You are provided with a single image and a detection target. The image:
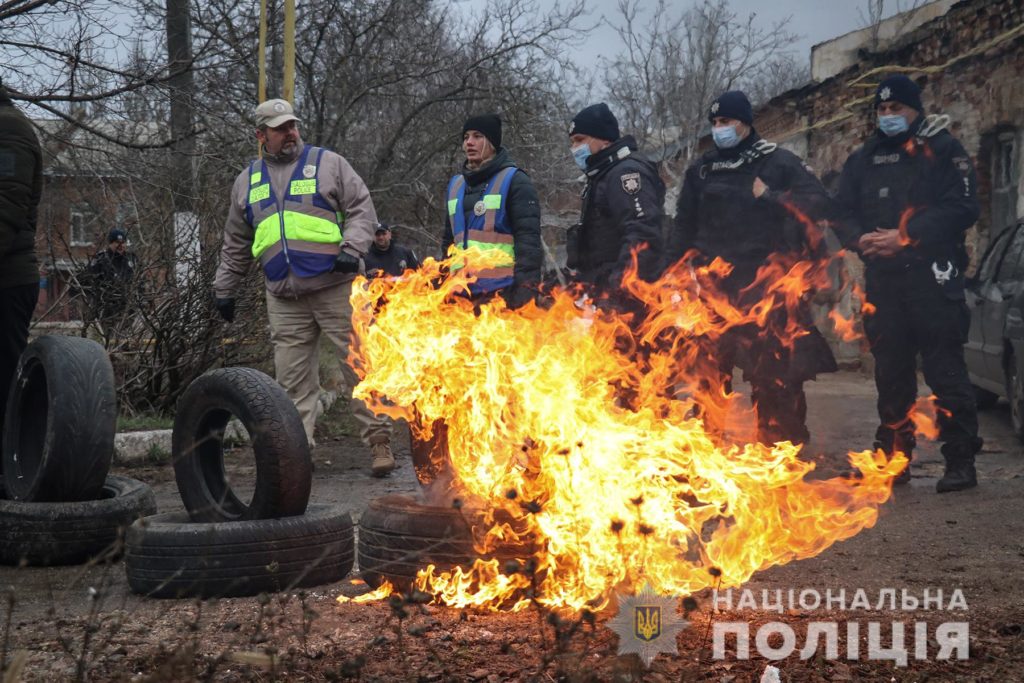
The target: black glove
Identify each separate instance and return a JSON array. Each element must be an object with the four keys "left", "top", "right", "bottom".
[
  {"left": 333, "top": 251, "right": 360, "bottom": 274},
  {"left": 504, "top": 285, "right": 536, "bottom": 310},
  {"left": 565, "top": 223, "right": 581, "bottom": 271},
  {"left": 215, "top": 297, "right": 236, "bottom": 323}
]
